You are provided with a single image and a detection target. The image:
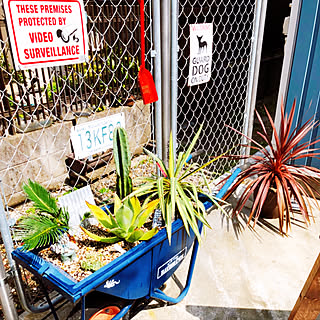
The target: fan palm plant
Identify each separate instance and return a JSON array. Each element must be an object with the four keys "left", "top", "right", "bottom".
[
  {"left": 14, "top": 180, "right": 70, "bottom": 251},
  {"left": 223, "top": 100, "right": 320, "bottom": 233}
]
